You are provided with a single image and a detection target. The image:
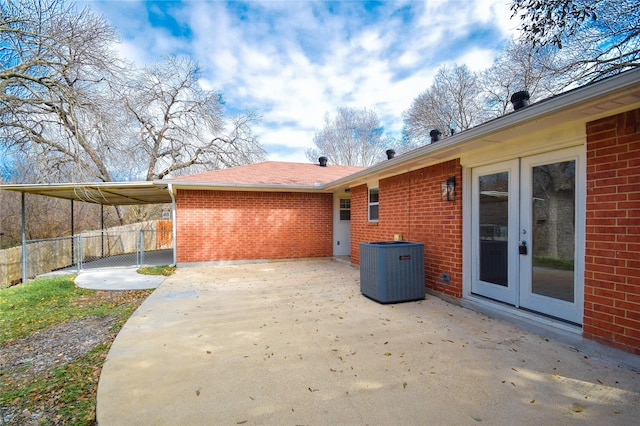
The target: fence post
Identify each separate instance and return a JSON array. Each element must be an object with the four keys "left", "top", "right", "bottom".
[
  {"left": 138, "top": 230, "right": 144, "bottom": 266},
  {"left": 76, "top": 234, "right": 82, "bottom": 273}
]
